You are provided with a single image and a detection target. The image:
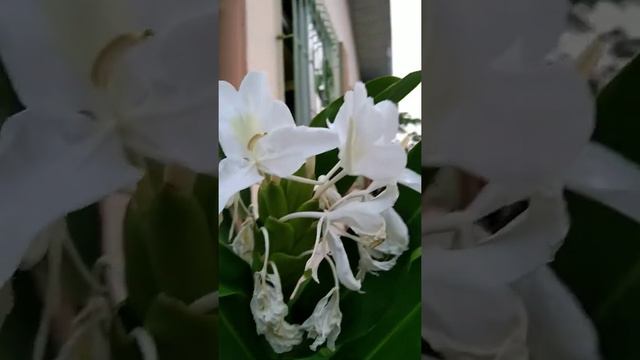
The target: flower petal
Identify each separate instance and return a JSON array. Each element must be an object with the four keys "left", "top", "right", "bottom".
[
  {"left": 126, "top": 86, "right": 217, "bottom": 174},
  {"left": 0, "top": 0, "right": 91, "bottom": 109},
  {"left": 513, "top": 267, "right": 600, "bottom": 360},
  {"left": 565, "top": 142, "right": 640, "bottom": 222},
  {"left": 424, "top": 63, "right": 594, "bottom": 185},
  {"left": 218, "top": 157, "right": 262, "bottom": 213},
  {"left": 349, "top": 143, "right": 407, "bottom": 182},
  {"left": 256, "top": 126, "right": 339, "bottom": 177},
  {"left": 326, "top": 231, "right": 361, "bottom": 291},
  {"left": 423, "top": 191, "right": 569, "bottom": 286},
  {"left": 0, "top": 109, "right": 142, "bottom": 286},
  {"left": 398, "top": 168, "right": 421, "bottom": 193},
  {"left": 376, "top": 208, "right": 409, "bottom": 256}
]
